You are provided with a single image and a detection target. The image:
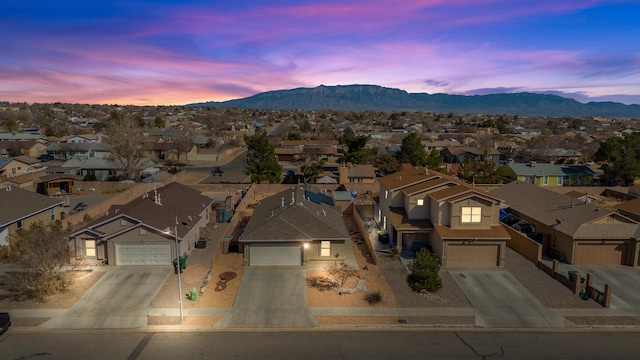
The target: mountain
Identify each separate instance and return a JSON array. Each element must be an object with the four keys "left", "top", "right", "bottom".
[{"left": 189, "top": 84, "right": 640, "bottom": 118}]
